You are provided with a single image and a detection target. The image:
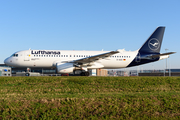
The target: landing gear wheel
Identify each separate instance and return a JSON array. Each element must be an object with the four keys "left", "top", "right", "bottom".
[
  {"left": 85, "top": 72, "right": 89, "bottom": 76},
  {"left": 80, "top": 72, "right": 90, "bottom": 76},
  {"left": 81, "top": 72, "right": 85, "bottom": 76},
  {"left": 25, "top": 73, "right": 30, "bottom": 76}
]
